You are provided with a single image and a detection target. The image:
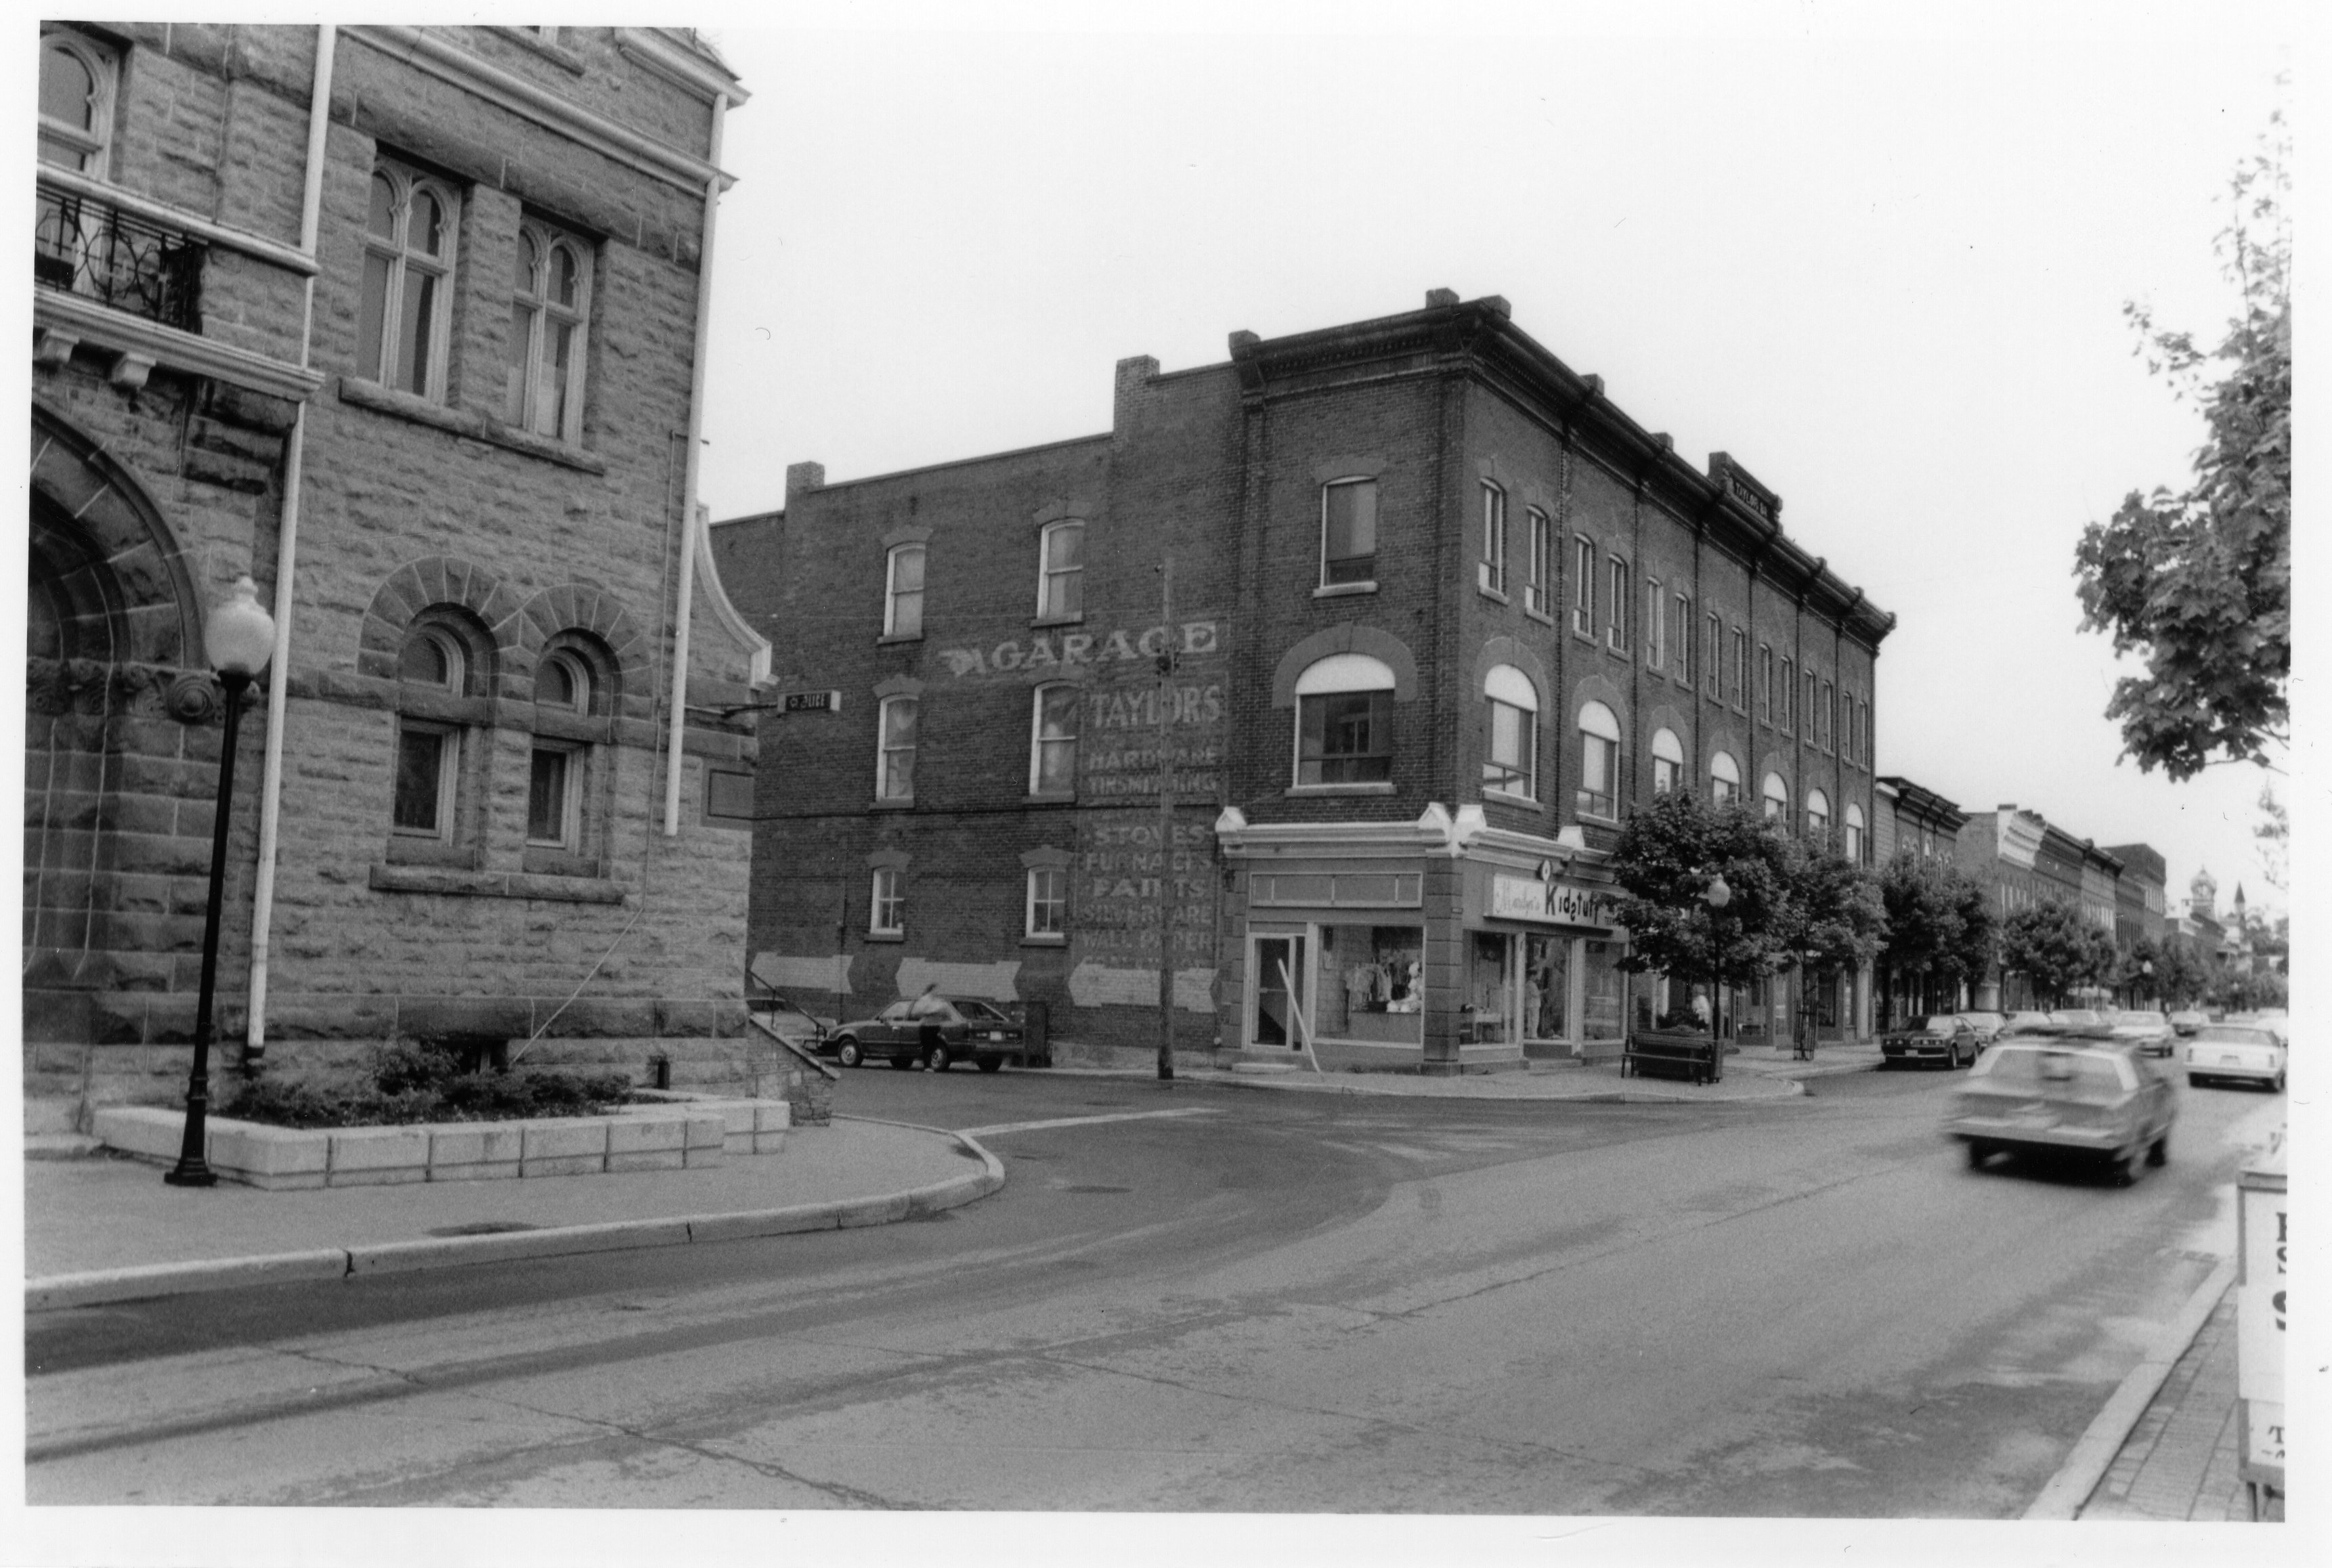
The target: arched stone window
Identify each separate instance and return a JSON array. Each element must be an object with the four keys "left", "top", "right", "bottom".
[
  {"left": 392, "top": 614, "right": 490, "bottom": 842},
  {"left": 359, "top": 160, "right": 461, "bottom": 400},
  {"left": 506, "top": 221, "right": 592, "bottom": 442},
  {"left": 1482, "top": 663, "right": 1538, "bottom": 800}
]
